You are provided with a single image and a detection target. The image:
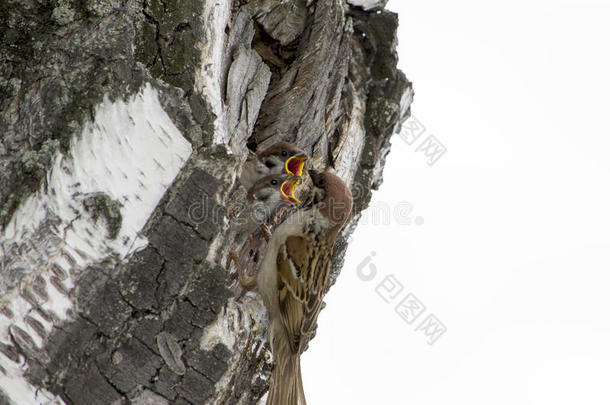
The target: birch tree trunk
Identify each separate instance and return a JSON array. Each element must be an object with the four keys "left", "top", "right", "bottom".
[{"left": 0, "top": 0, "right": 412, "bottom": 403}]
